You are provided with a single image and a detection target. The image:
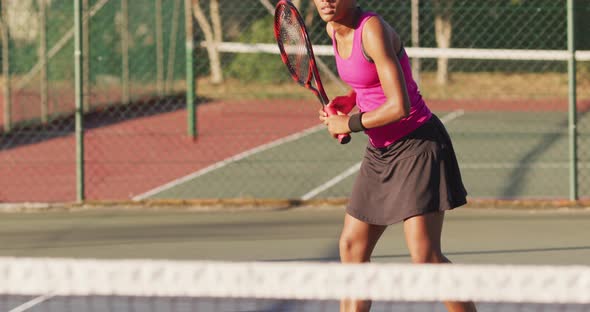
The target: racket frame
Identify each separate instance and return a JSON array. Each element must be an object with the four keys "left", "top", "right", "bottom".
[{"left": 274, "top": 0, "right": 351, "bottom": 144}]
